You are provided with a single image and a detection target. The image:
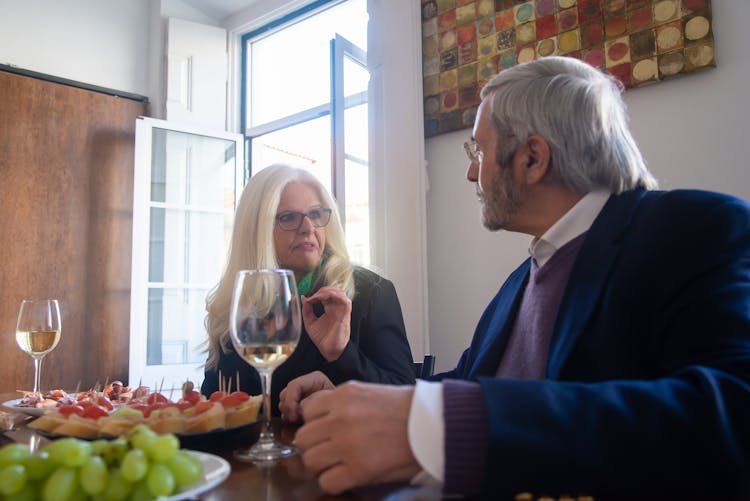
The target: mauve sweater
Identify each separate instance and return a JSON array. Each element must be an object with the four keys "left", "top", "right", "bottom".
[{"left": 443, "top": 233, "right": 587, "bottom": 494}]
